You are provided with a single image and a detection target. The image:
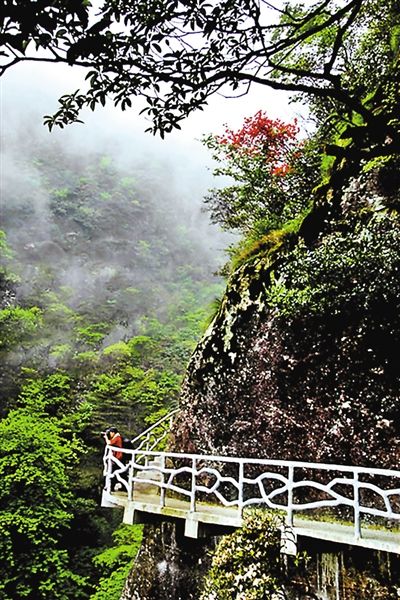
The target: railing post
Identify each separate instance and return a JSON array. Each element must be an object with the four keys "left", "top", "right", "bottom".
[
  {"left": 160, "top": 454, "right": 166, "bottom": 507},
  {"left": 238, "top": 460, "right": 244, "bottom": 520},
  {"left": 127, "top": 452, "right": 134, "bottom": 501},
  {"left": 104, "top": 447, "right": 112, "bottom": 492},
  {"left": 353, "top": 470, "right": 361, "bottom": 540},
  {"left": 190, "top": 457, "right": 197, "bottom": 513},
  {"left": 286, "top": 464, "right": 294, "bottom": 527},
  {"left": 145, "top": 434, "right": 150, "bottom": 466}
]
